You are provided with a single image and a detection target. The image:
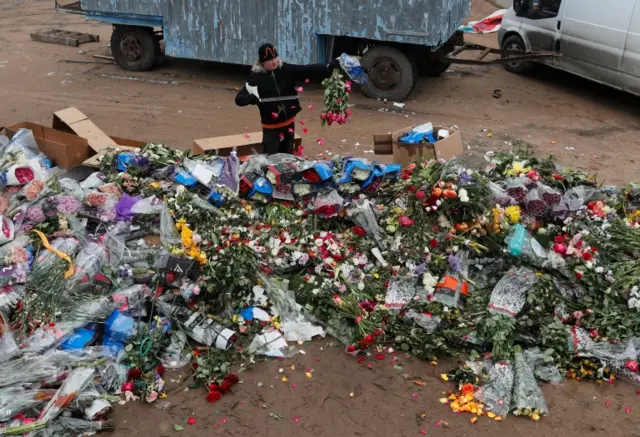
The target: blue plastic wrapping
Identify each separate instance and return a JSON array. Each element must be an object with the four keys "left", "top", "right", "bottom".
[
  {"left": 248, "top": 177, "right": 273, "bottom": 201},
  {"left": 104, "top": 310, "right": 137, "bottom": 343},
  {"left": 116, "top": 153, "right": 136, "bottom": 171},
  {"left": 59, "top": 327, "right": 99, "bottom": 350}
]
